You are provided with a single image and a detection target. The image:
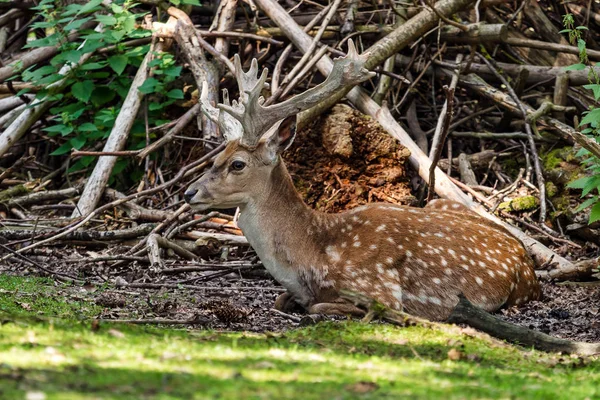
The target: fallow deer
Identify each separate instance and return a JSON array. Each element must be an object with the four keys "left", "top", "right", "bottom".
[{"left": 184, "top": 41, "right": 541, "bottom": 321}]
